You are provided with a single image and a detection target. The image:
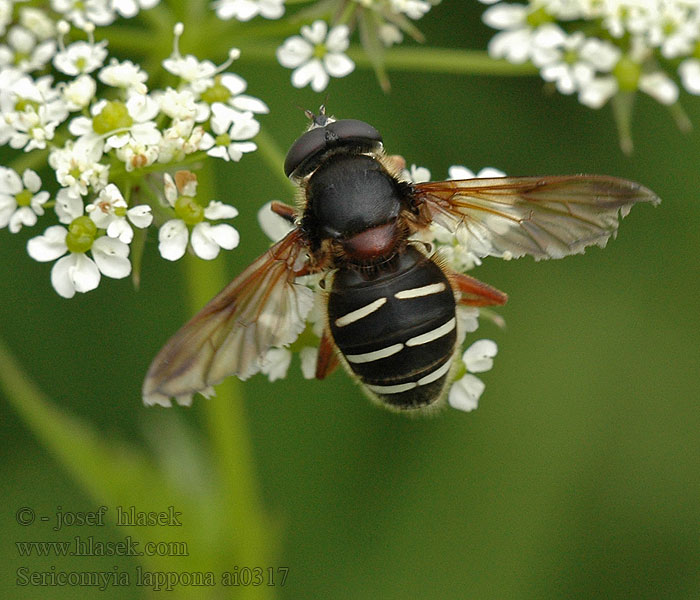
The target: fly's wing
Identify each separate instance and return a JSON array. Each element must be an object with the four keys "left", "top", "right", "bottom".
[
  {"left": 413, "top": 175, "right": 660, "bottom": 261},
  {"left": 143, "top": 229, "right": 314, "bottom": 407}
]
